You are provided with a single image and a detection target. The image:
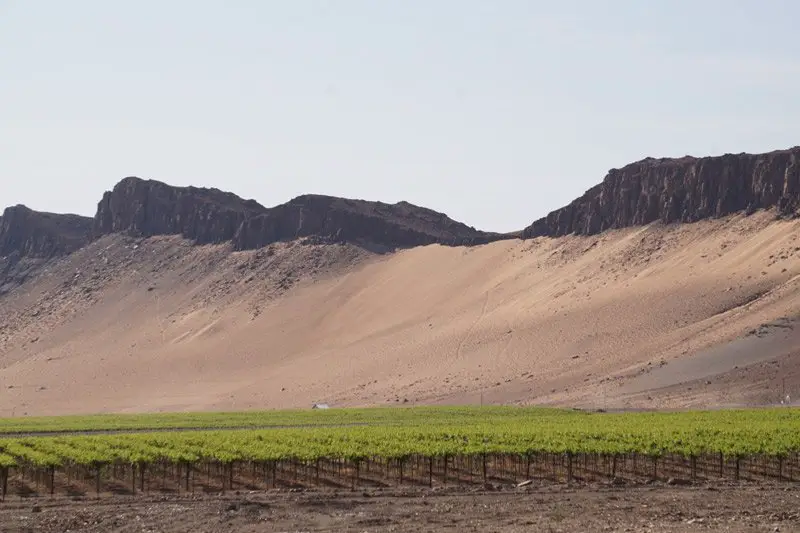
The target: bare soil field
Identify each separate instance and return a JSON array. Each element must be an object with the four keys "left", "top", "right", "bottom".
[{"left": 1, "top": 484, "right": 799, "bottom": 533}]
